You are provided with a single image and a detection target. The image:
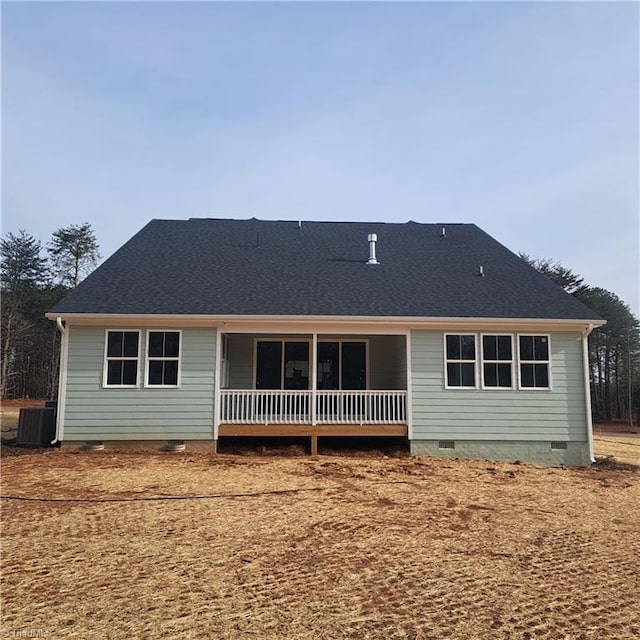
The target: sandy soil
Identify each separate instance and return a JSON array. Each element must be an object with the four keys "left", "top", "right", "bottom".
[{"left": 1, "top": 447, "right": 639, "bottom": 640}]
